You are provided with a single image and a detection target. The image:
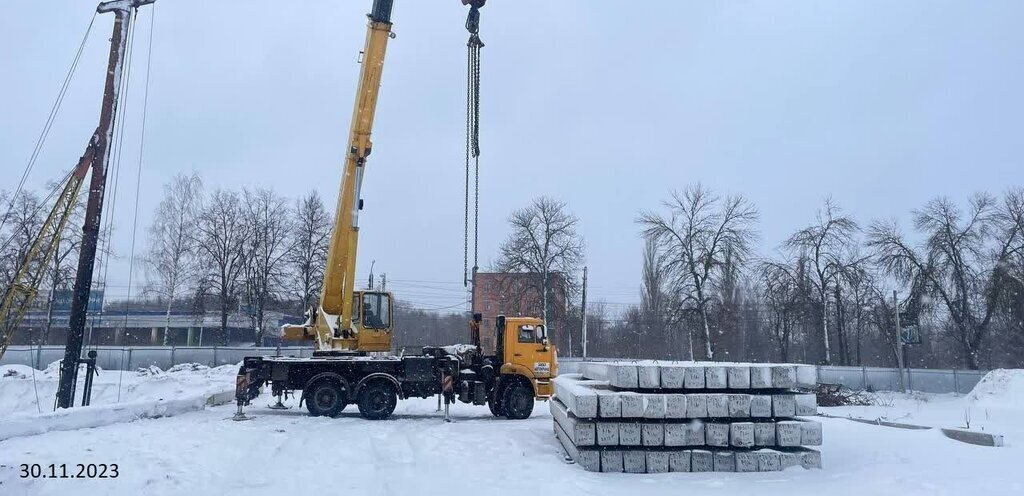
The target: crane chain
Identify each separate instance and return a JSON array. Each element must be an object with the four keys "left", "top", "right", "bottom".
[{"left": 464, "top": 20, "right": 484, "bottom": 288}]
